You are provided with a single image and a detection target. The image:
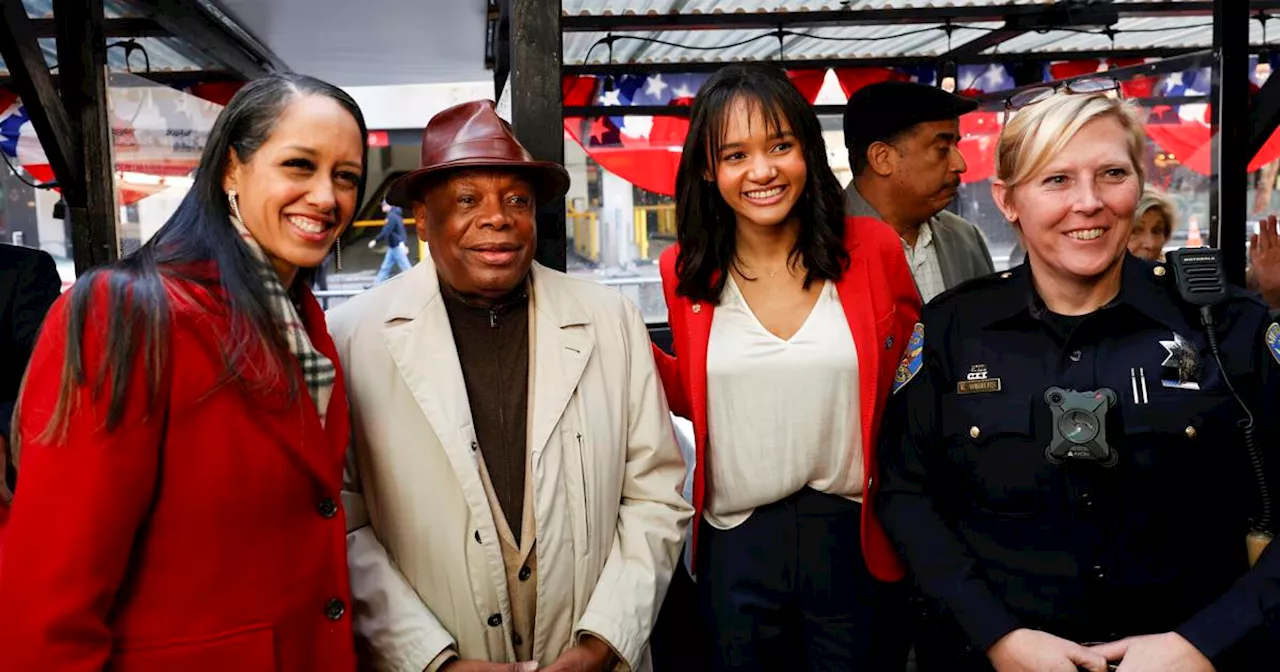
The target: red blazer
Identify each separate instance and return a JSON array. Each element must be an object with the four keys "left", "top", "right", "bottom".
[
  {"left": 655, "top": 216, "right": 921, "bottom": 582},
  {"left": 0, "top": 271, "right": 357, "bottom": 672}
]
